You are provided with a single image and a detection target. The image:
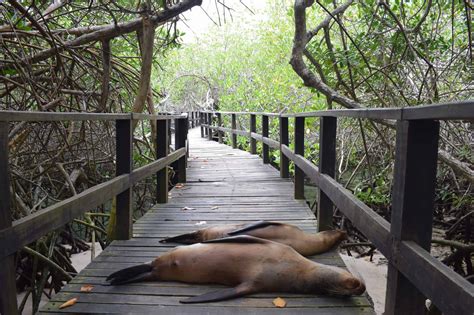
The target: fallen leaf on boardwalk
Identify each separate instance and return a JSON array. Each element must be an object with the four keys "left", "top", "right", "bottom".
[
  {"left": 211, "top": 206, "right": 219, "bottom": 210},
  {"left": 59, "top": 298, "right": 77, "bottom": 309},
  {"left": 273, "top": 297, "right": 287, "bottom": 308},
  {"left": 195, "top": 221, "right": 207, "bottom": 226},
  {"left": 175, "top": 183, "right": 185, "bottom": 189},
  {"left": 181, "top": 207, "right": 196, "bottom": 211},
  {"left": 80, "top": 285, "right": 94, "bottom": 292}
]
